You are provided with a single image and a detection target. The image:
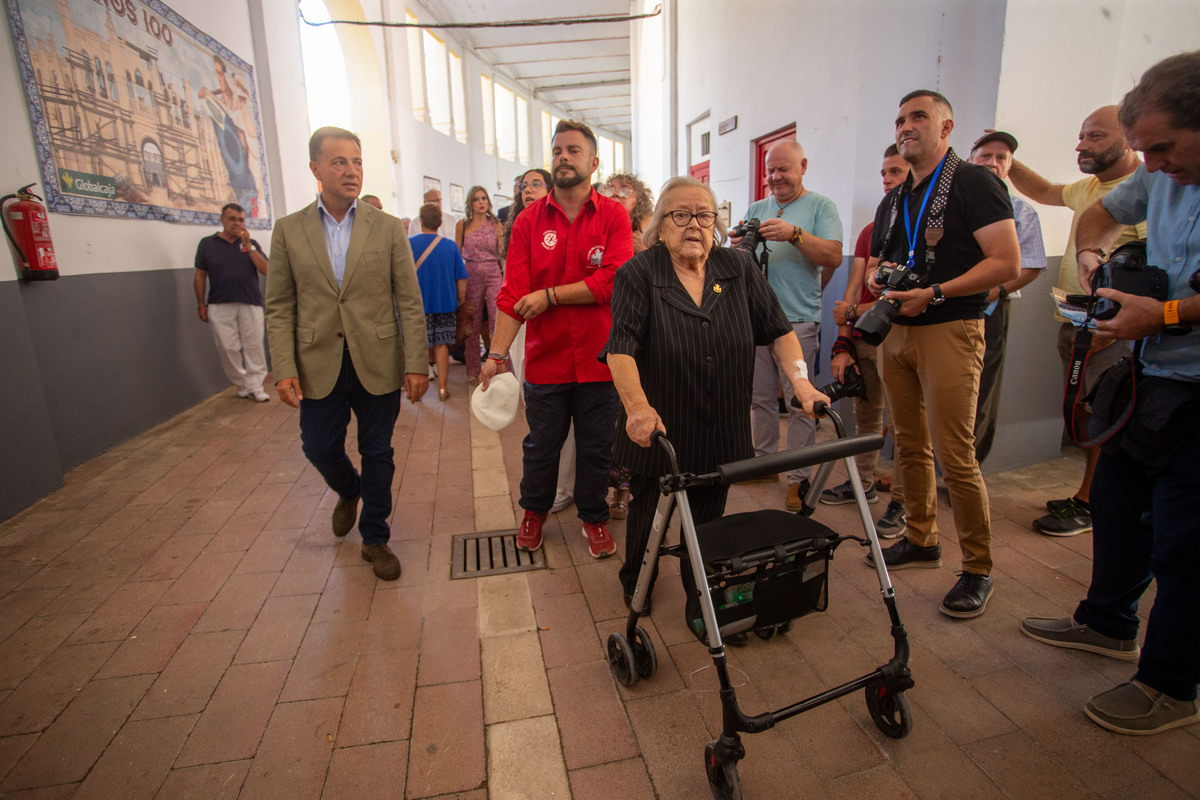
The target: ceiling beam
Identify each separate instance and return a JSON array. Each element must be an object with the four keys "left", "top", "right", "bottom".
[
  {"left": 534, "top": 78, "right": 630, "bottom": 97},
  {"left": 473, "top": 35, "right": 627, "bottom": 50}
]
